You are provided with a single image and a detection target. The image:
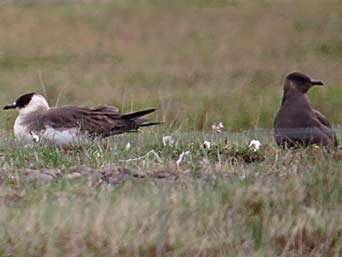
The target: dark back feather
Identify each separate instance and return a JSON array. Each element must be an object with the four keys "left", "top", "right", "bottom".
[{"left": 24, "top": 105, "right": 159, "bottom": 137}]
